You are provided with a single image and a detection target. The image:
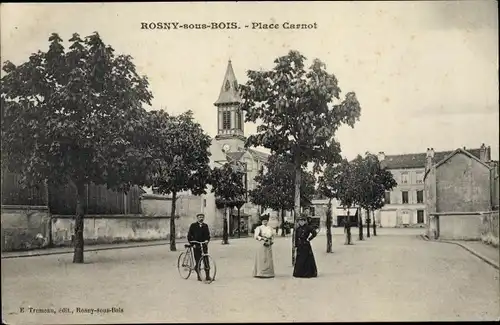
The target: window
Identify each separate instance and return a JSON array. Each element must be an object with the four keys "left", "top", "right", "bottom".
[
  {"left": 416, "top": 172, "right": 424, "bottom": 184},
  {"left": 417, "top": 190, "right": 424, "bottom": 203},
  {"left": 384, "top": 191, "right": 391, "bottom": 204},
  {"left": 310, "top": 207, "right": 316, "bottom": 216},
  {"left": 401, "top": 173, "right": 409, "bottom": 184},
  {"left": 235, "top": 110, "right": 242, "bottom": 130},
  {"left": 222, "top": 111, "right": 231, "bottom": 130},
  {"left": 203, "top": 199, "right": 207, "bottom": 207},
  {"left": 417, "top": 210, "right": 424, "bottom": 223},
  {"left": 402, "top": 191, "right": 409, "bottom": 204}
]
